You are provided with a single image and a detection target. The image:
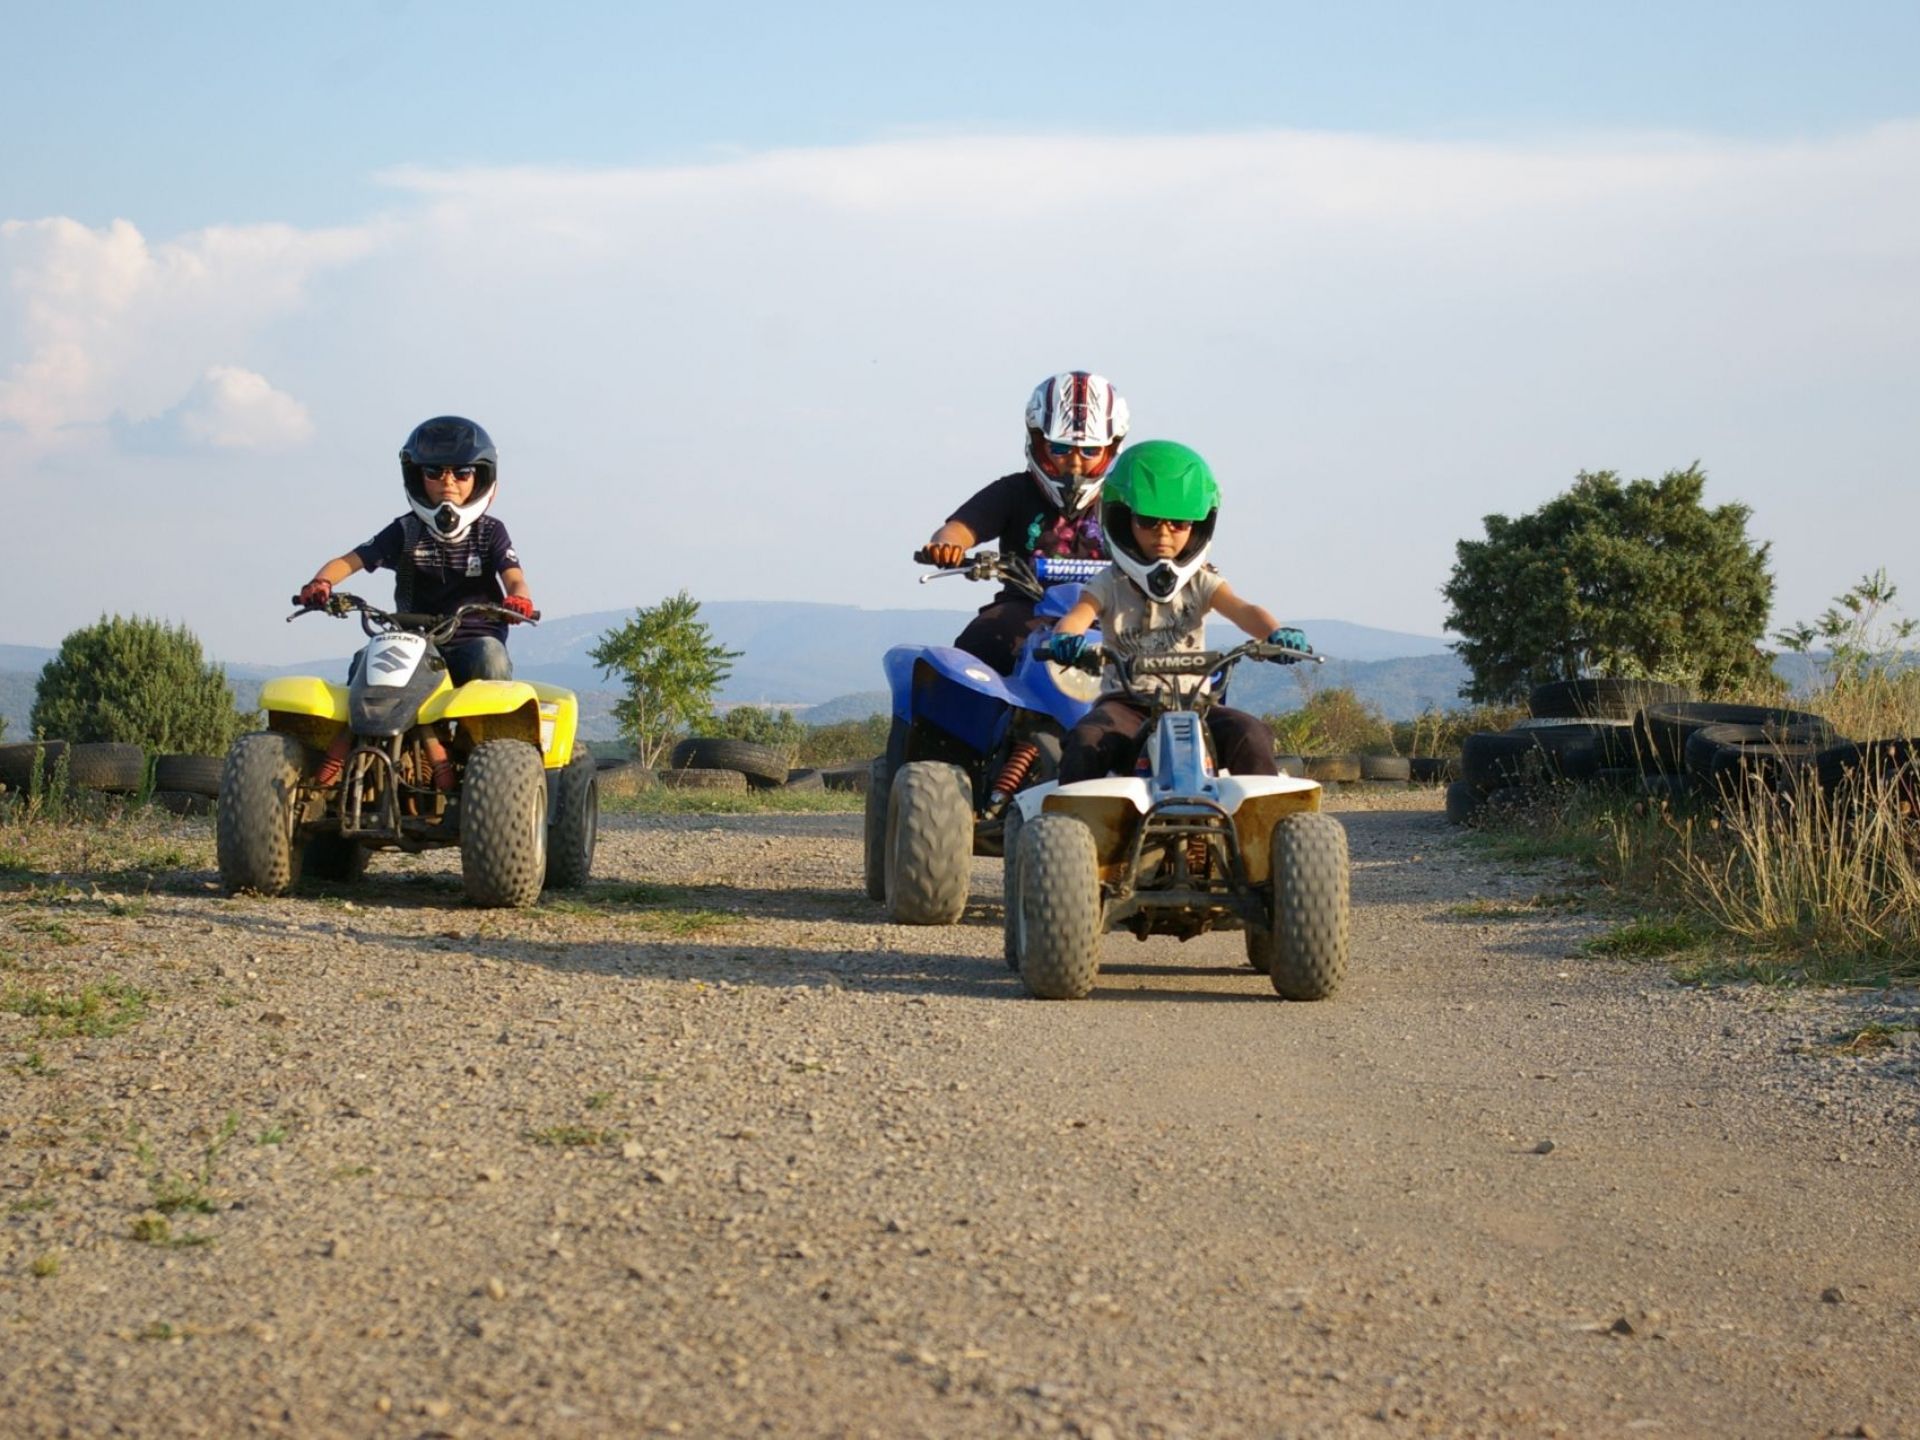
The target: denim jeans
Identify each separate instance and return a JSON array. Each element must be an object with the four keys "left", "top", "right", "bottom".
[{"left": 441, "top": 637, "right": 513, "bottom": 685}]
